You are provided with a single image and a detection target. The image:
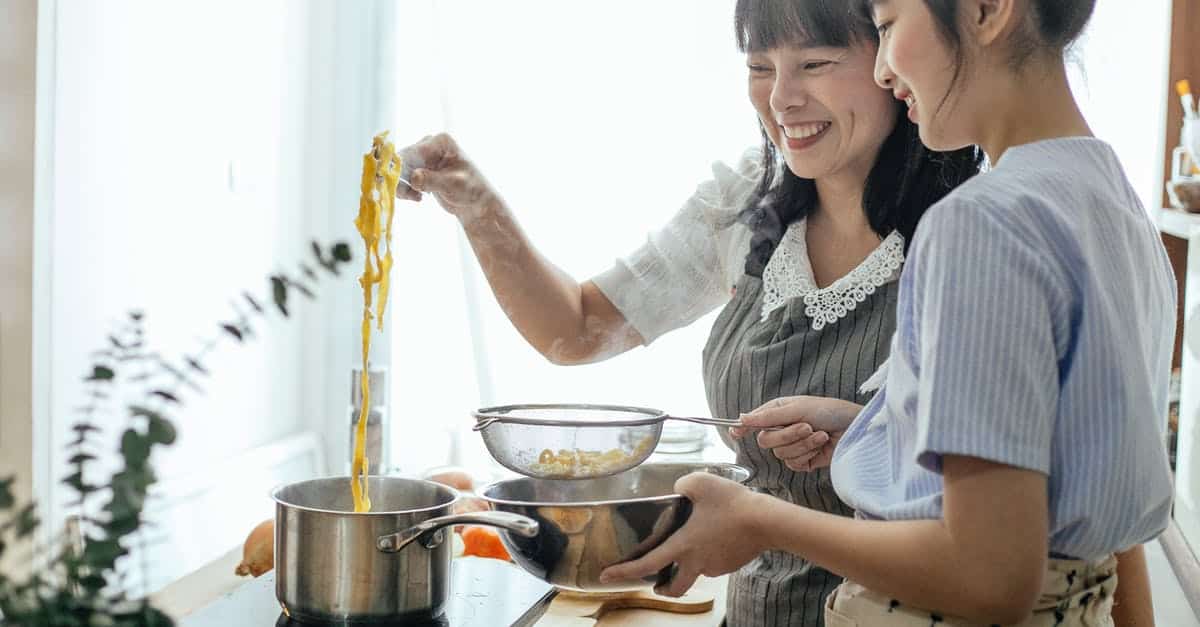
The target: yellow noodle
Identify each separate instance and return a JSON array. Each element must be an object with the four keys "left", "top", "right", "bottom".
[{"left": 350, "top": 132, "right": 401, "bottom": 513}]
